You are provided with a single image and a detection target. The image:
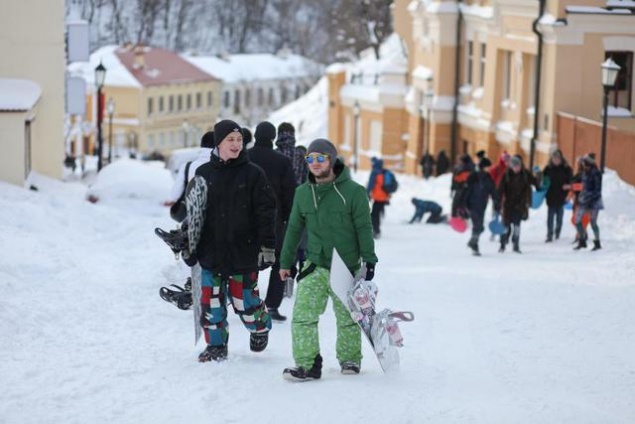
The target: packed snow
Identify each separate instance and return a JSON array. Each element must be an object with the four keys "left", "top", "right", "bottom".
[
  {"left": 0, "top": 78, "right": 42, "bottom": 111},
  {"left": 1, "top": 158, "right": 635, "bottom": 423}
]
